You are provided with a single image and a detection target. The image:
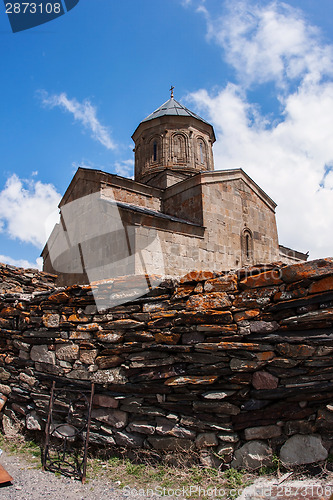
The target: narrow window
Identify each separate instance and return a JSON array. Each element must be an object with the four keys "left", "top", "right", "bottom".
[
  {"left": 242, "top": 229, "right": 253, "bottom": 265},
  {"left": 245, "top": 234, "right": 250, "bottom": 258},
  {"left": 153, "top": 142, "right": 157, "bottom": 162},
  {"left": 200, "top": 142, "right": 204, "bottom": 164}
]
